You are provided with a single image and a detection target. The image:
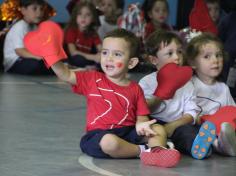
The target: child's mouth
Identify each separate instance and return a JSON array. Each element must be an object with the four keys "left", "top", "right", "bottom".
[{"left": 106, "top": 65, "right": 115, "bottom": 70}]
